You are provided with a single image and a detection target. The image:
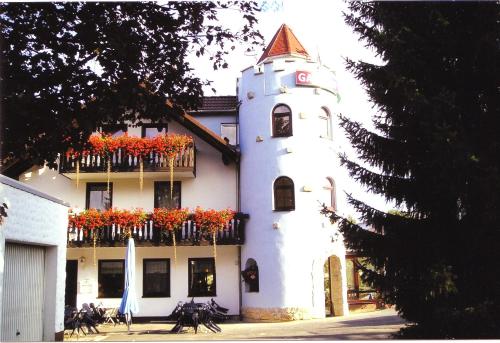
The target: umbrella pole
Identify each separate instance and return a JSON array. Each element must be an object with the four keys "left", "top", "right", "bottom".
[{"left": 126, "top": 312, "right": 131, "bottom": 334}]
